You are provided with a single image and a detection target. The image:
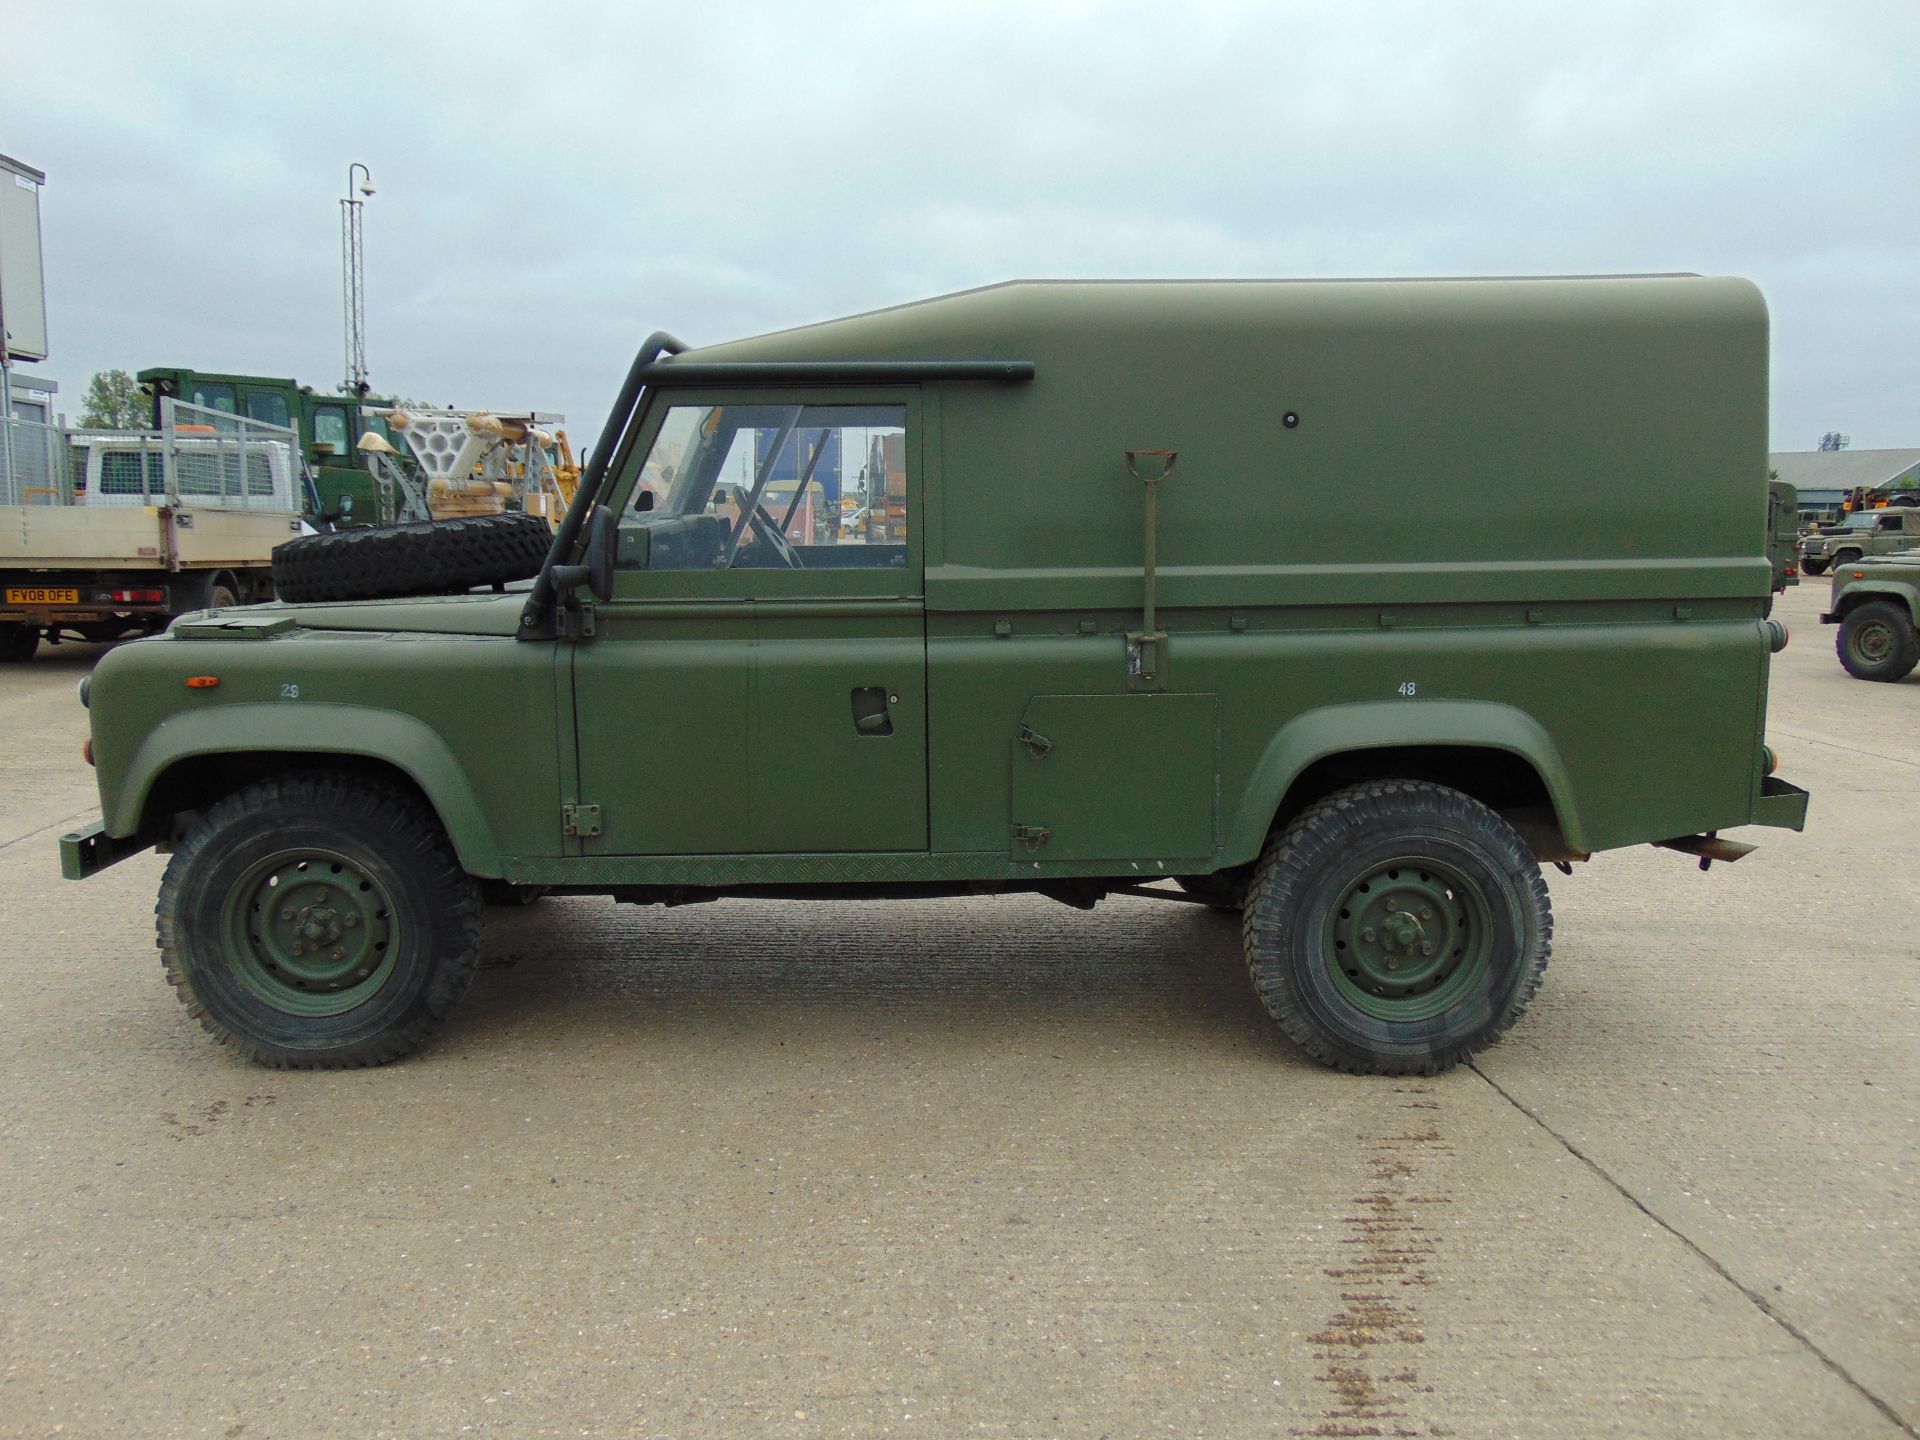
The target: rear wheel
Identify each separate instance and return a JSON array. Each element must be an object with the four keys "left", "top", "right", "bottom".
[
  {"left": 156, "top": 773, "right": 482, "bottom": 1068},
  {"left": 1243, "top": 780, "right": 1551, "bottom": 1074},
  {"left": 1837, "top": 601, "right": 1920, "bottom": 682},
  {"left": 0, "top": 623, "right": 38, "bottom": 663}
]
